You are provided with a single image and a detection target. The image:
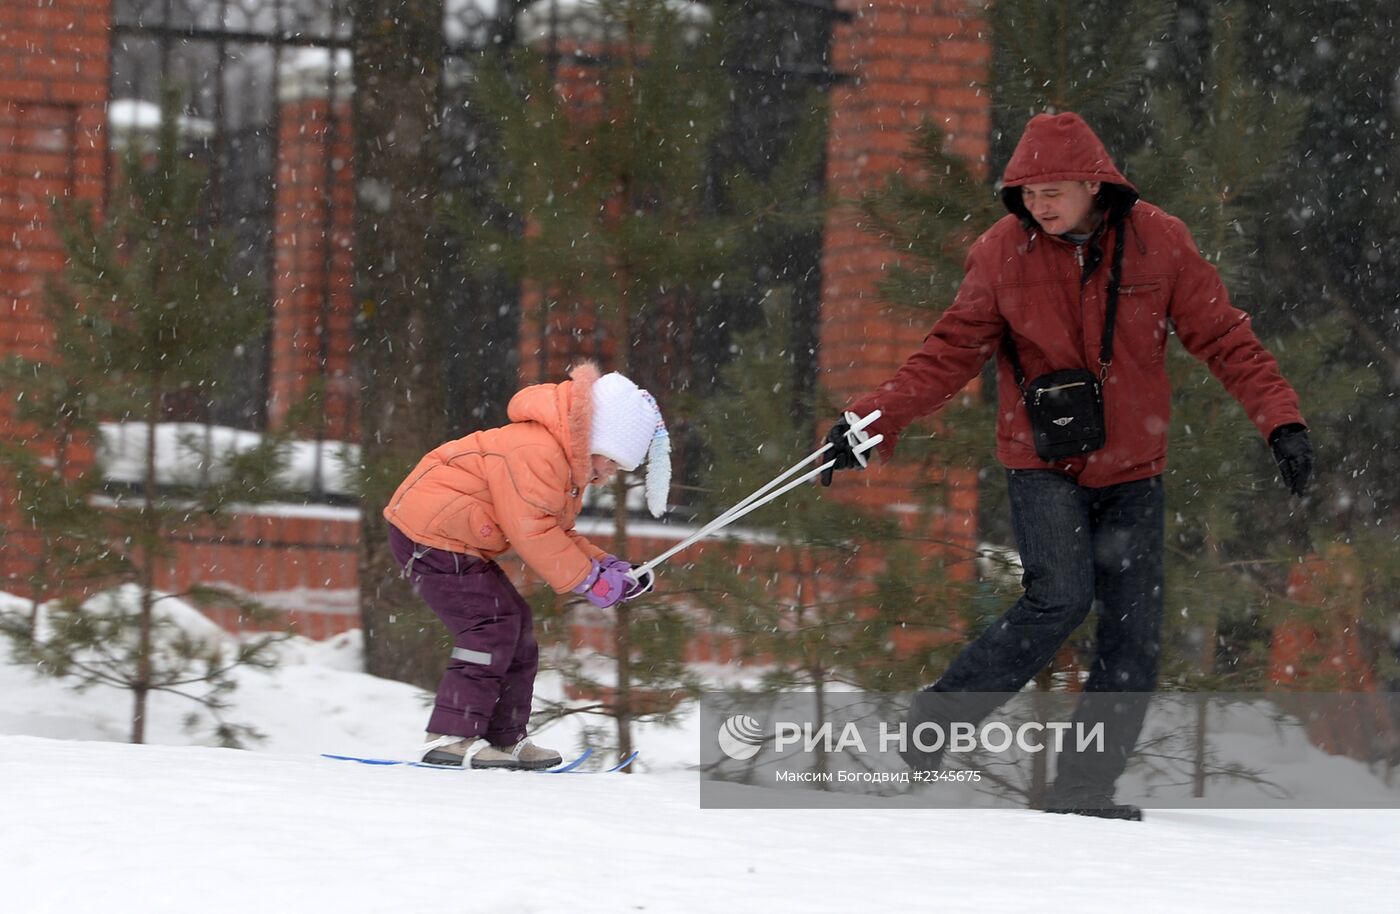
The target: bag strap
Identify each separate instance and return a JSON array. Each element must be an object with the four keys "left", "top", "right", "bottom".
[
  {"left": 1003, "top": 220, "right": 1128, "bottom": 389},
  {"left": 1097, "top": 219, "right": 1127, "bottom": 379}
]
